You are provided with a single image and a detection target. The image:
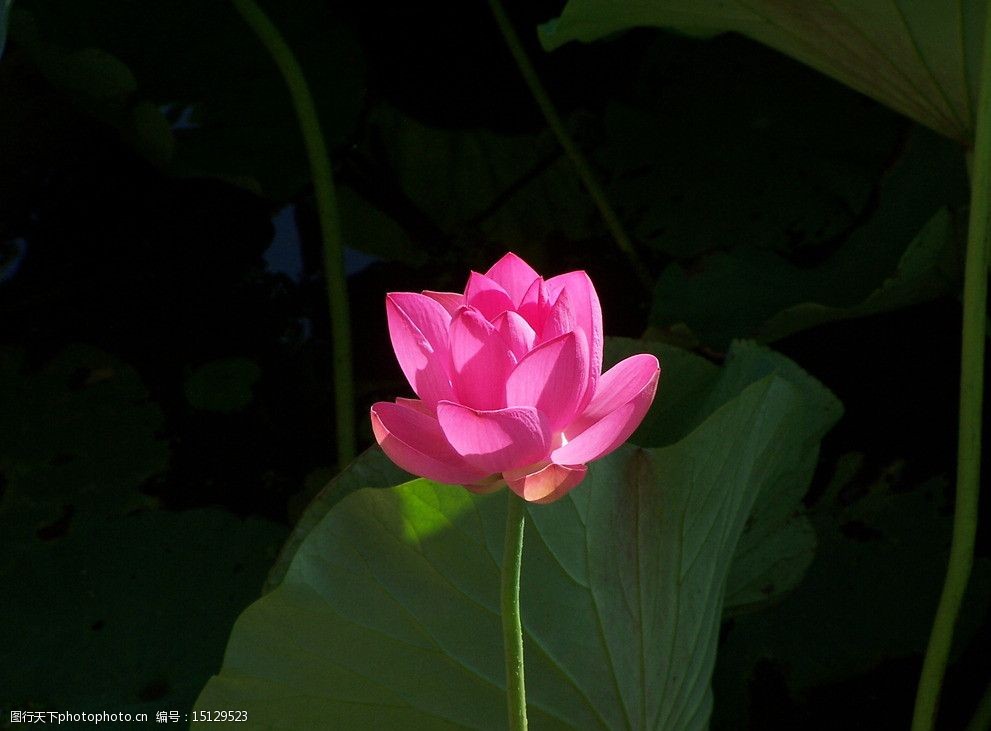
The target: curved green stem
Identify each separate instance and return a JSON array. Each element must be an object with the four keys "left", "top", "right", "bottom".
[
  {"left": 232, "top": 0, "right": 355, "bottom": 468},
  {"left": 965, "top": 676, "right": 991, "bottom": 731},
  {"left": 501, "top": 491, "right": 528, "bottom": 730},
  {"left": 486, "top": 0, "right": 652, "bottom": 291},
  {"left": 911, "top": 8, "right": 991, "bottom": 730}
]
